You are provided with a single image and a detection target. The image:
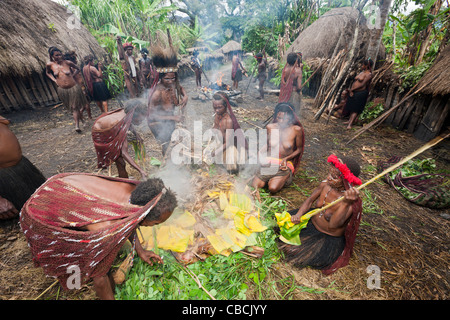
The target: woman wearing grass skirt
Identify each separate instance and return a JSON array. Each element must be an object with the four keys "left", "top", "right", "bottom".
[
  {"left": 280, "top": 155, "right": 362, "bottom": 275},
  {"left": 46, "top": 46, "right": 86, "bottom": 133}
]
